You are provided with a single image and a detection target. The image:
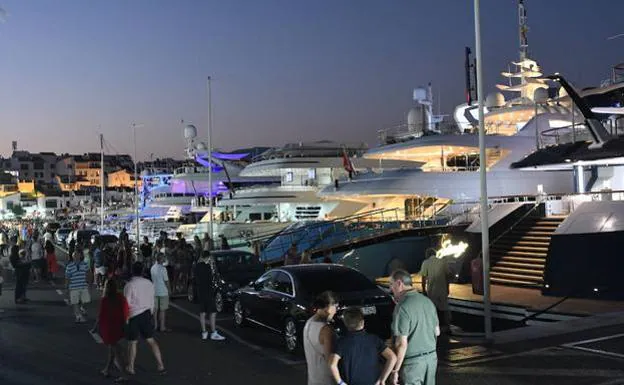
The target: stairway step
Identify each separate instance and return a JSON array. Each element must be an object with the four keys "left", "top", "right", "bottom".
[
  {"left": 511, "top": 231, "right": 553, "bottom": 236},
  {"left": 491, "top": 277, "right": 542, "bottom": 288},
  {"left": 492, "top": 245, "right": 549, "bottom": 252},
  {"left": 491, "top": 266, "right": 544, "bottom": 276},
  {"left": 490, "top": 271, "right": 544, "bottom": 282},
  {"left": 498, "top": 256, "right": 546, "bottom": 263},
  {"left": 497, "top": 240, "right": 550, "bottom": 247},
  {"left": 491, "top": 250, "right": 547, "bottom": 258},
  {"left": 496, "top": 261, "right": 545, "bottom": 270},
  {"left": 514, "top": 226, "right": 558, "bottom": 232}
]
